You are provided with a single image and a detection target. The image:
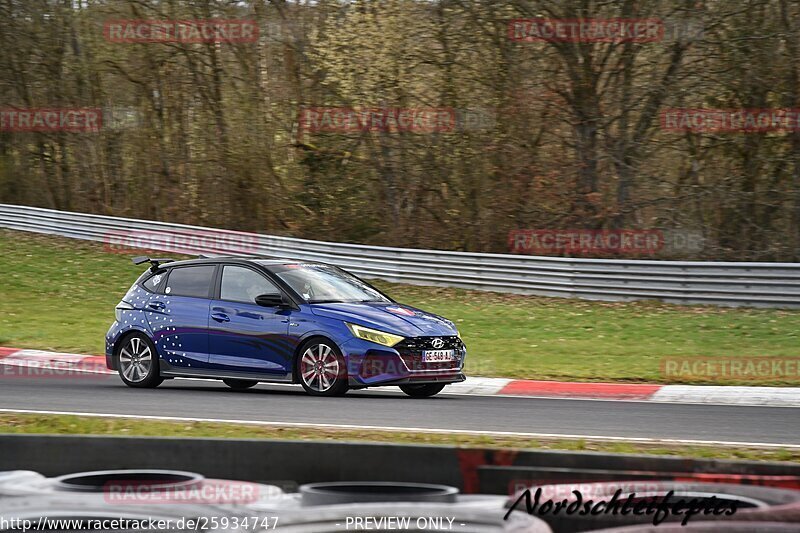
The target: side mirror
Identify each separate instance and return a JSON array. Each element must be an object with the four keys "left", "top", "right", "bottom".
[{"left": 255, "top": 293, "right": 288, "bottom": 307}]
